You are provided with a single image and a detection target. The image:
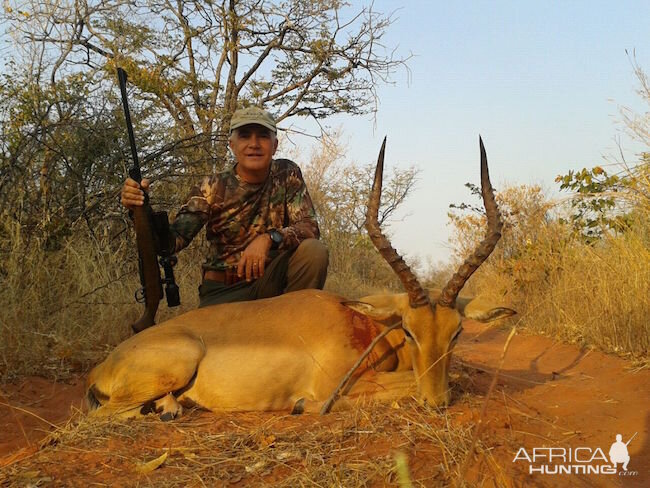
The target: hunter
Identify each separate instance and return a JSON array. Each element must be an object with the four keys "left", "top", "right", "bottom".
[{"left": 121, "top": 106, "right": 328, "bottom": 307}]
